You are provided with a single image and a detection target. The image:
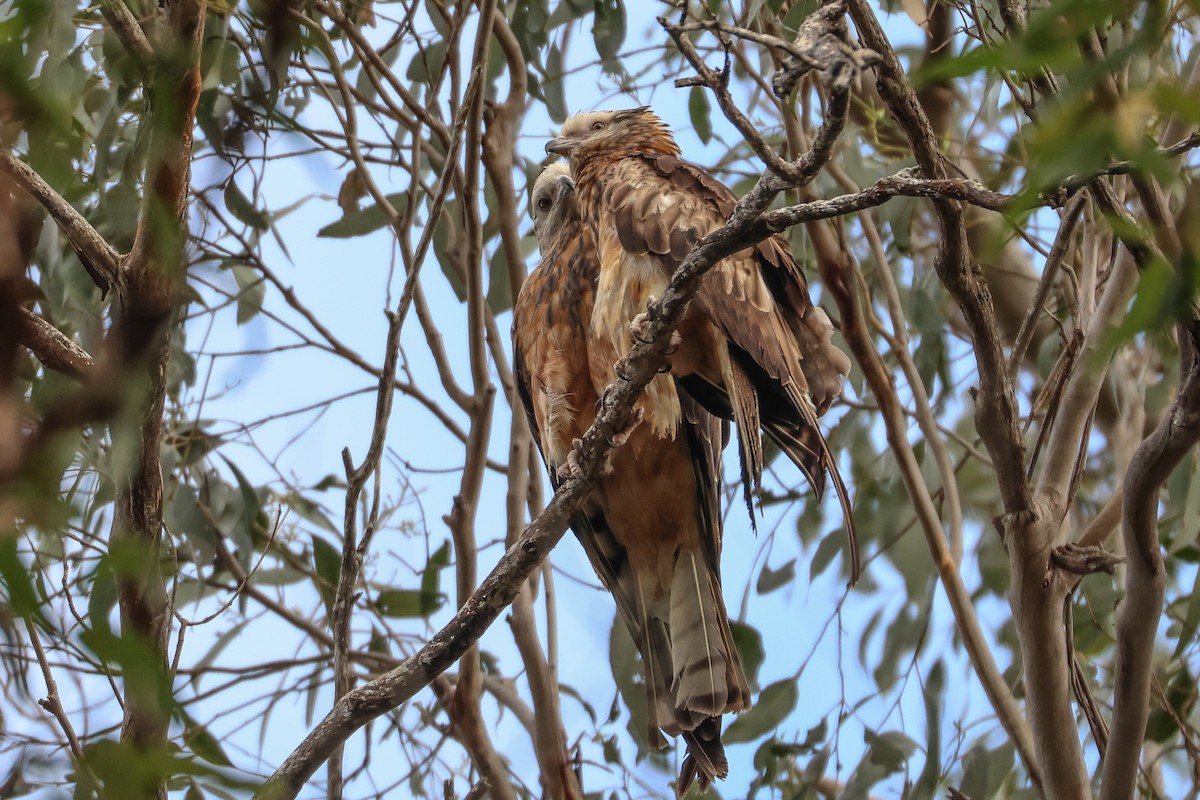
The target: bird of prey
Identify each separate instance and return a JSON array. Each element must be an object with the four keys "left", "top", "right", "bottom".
[
  {"left": 513, "top": 162, "right": 751, "bottom": 794},
  {"left": 546, "top": 108, "right": 855, "bottom": 563}
]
